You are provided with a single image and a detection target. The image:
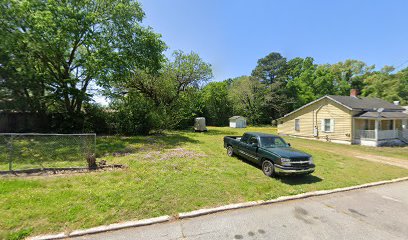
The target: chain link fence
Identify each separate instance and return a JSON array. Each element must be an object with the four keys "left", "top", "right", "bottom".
[{"left": 0, "top": 133, "right": 96, "bottom": 171}]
